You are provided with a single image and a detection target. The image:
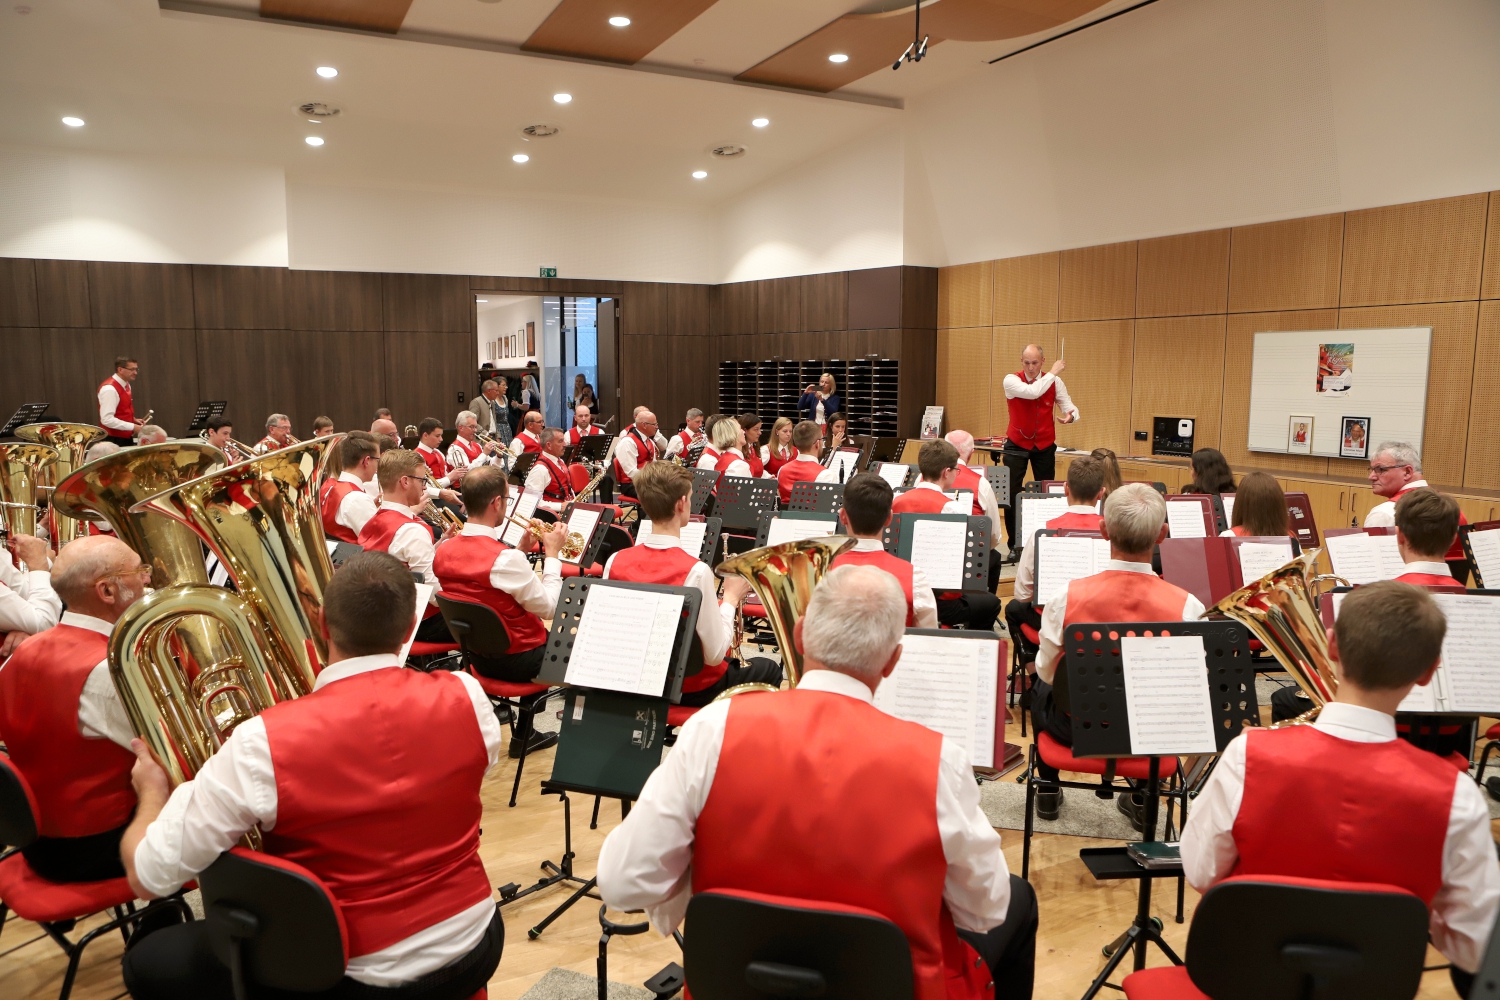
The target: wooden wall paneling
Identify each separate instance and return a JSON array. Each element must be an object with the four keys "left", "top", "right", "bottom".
[
  {"left": 285, "top": 269, "right": 385, "bottom": 331},
  {"left": 772, "top": 277, "right": 801, "bottom": 334},
  {"left": 990, "top": 322, "right": 1058, "bottom": 382},
  {"left": 844, "top": 327, "right": 901, "bottom": 361},
  {"left": 1465, "top": 301, "right": 1500, "bottom": 489},
  {"left": 1340, "top": 193, "right": 1487, "bottom": 307},
  {"left": 43, "top": 328, "right": 200, "bottom": 433},
  {"left": 192, "top": 265, "right": 287, "bottom": 330},
  {"left": 617, "top": 333, "right": 655, "bottom": 413},
  {"left": 1219, "top": 310, "right": 1337, "bottom": 475},
  {"left": 1136, "top": 230, "right": 1230, "bottom": 318},
  {"left": 935, "top": 260, "right": 991, "bottom": 329},
  {"left": 289, "top": 330, "right": 387, "bottom": 436},
  {"left": 1059, "top": 241, "right": 1137, "bottom": 322},
  {"left": 195, "top": 329, "right": 301, "bottom": 439},
  {"left": 0, "top": 258, "right": 38, "bottom": 327},
  {"left": 382, "top": 273, "right": 472, "bottom": 333},
  {"left": 1130, "top": 315, "right": 1226, "bottom": 451},
  {"left": 1332, "top": 301, "right": 1480, "bottom": 487},
  {"left": 87, "top": 262, "right": 194, "bottom": 329},
  {"left": 801, "top": 272, "right": 847, "bottom": 333},
  {"left": 937, "top": 327, "right": 992, "bottom": 437},
  {"left": 381, "top": 330, "right": 475, "bottom": 430},
  {"left": 1051, "top": 320, "right": 1135, "bottom": 456},
  {"left": 667, "top": 283, "right": 711, "bottom": 337},
  {"left": 0, "top": 328, "right": 46, "bottom": 416},
  {"left": 1484, "top": 191, "right": 1500, "bottom": 301},
  {"left": 621, "top": 282, "right": 667, "bottom": 336},
  {"left": 718, "top": 281, "right": 756, "bottom": 338},
  {"left": 848, "top": 267, "right": 903, "bottom": 332},
  {"left": 748, "top": 281, "right": 771, "bottom": 336},
  {"left": 899, "top": 328, "right": 936, "bottom": 437},
  {"left": 1227, "top": 214, "right": 1344, "bottom": 313},
  {"left": 992, "top": 252, "right": 1059, "bottom": 326},
  {"left": 471, "top": 275, "right": 548, "bottom": 294},
  {"left": 34, "top": 259, "right": 91, "bottom": 327},
  {"left": 901, "top": 267, "right": 938, "bottom": 331},
  {"left": 671, "top": 335, "right": 718, "bottom": 423}
]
